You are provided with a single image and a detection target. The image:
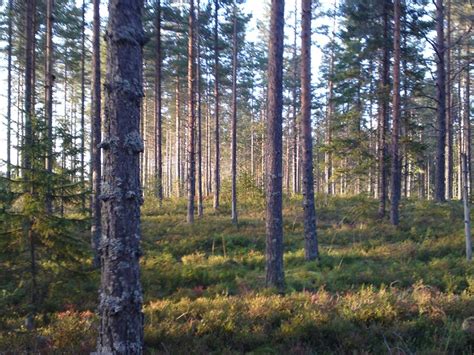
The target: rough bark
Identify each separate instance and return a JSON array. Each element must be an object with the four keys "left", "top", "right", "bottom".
[
  {"left": 97, "top": 0, "right": 145, "bottom": 352},
  {"left": 301, "top": 0, "right": 318, "bottom": 260},
  {"left": 91, "top": 0, "right": 102, "bottom": 268},
  {"left": 213, "top": 0, "right": 220, "bottom": 210},
  {"left": 155, "top": 0, "right": 163, "bottom": 204},
  {"left": 434, "top": 0, "right": 446, "bottom": 202},
  {"left": 187, "top": 0, "right": 196, "bottom": 224},
  {"left": 390, "top": 0, "right": 402, "bottom": 225},
  {"left": 231, "top": 4, "right": 238, "bottom": 224},
  {"left": 265, "top": 0, "right": 285, "bottom": 291}
]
